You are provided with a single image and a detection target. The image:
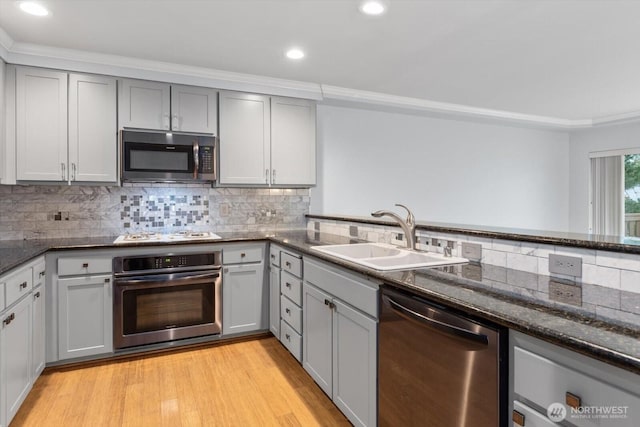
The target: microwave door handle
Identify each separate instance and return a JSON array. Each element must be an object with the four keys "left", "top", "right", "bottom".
[{"left": 193, "top": 139, "right": 200, "bottom": 179}]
